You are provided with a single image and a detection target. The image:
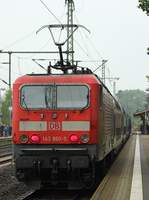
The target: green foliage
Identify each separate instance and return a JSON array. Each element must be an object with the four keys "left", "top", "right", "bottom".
[
  {"left": 116, "top": 89, "right": 147, "bottom": 124},
  {"left": 1, "top": 90, "right": 11, "bottom": 125},
  {"left": 146, "top": 95, "right": 149, "bottom": 105},
  {"left": 138, "top": 1, "right": 149, "bottom": 54},
  {"left": 138, "top": 0, "right": 149, "bottom": 15}
]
